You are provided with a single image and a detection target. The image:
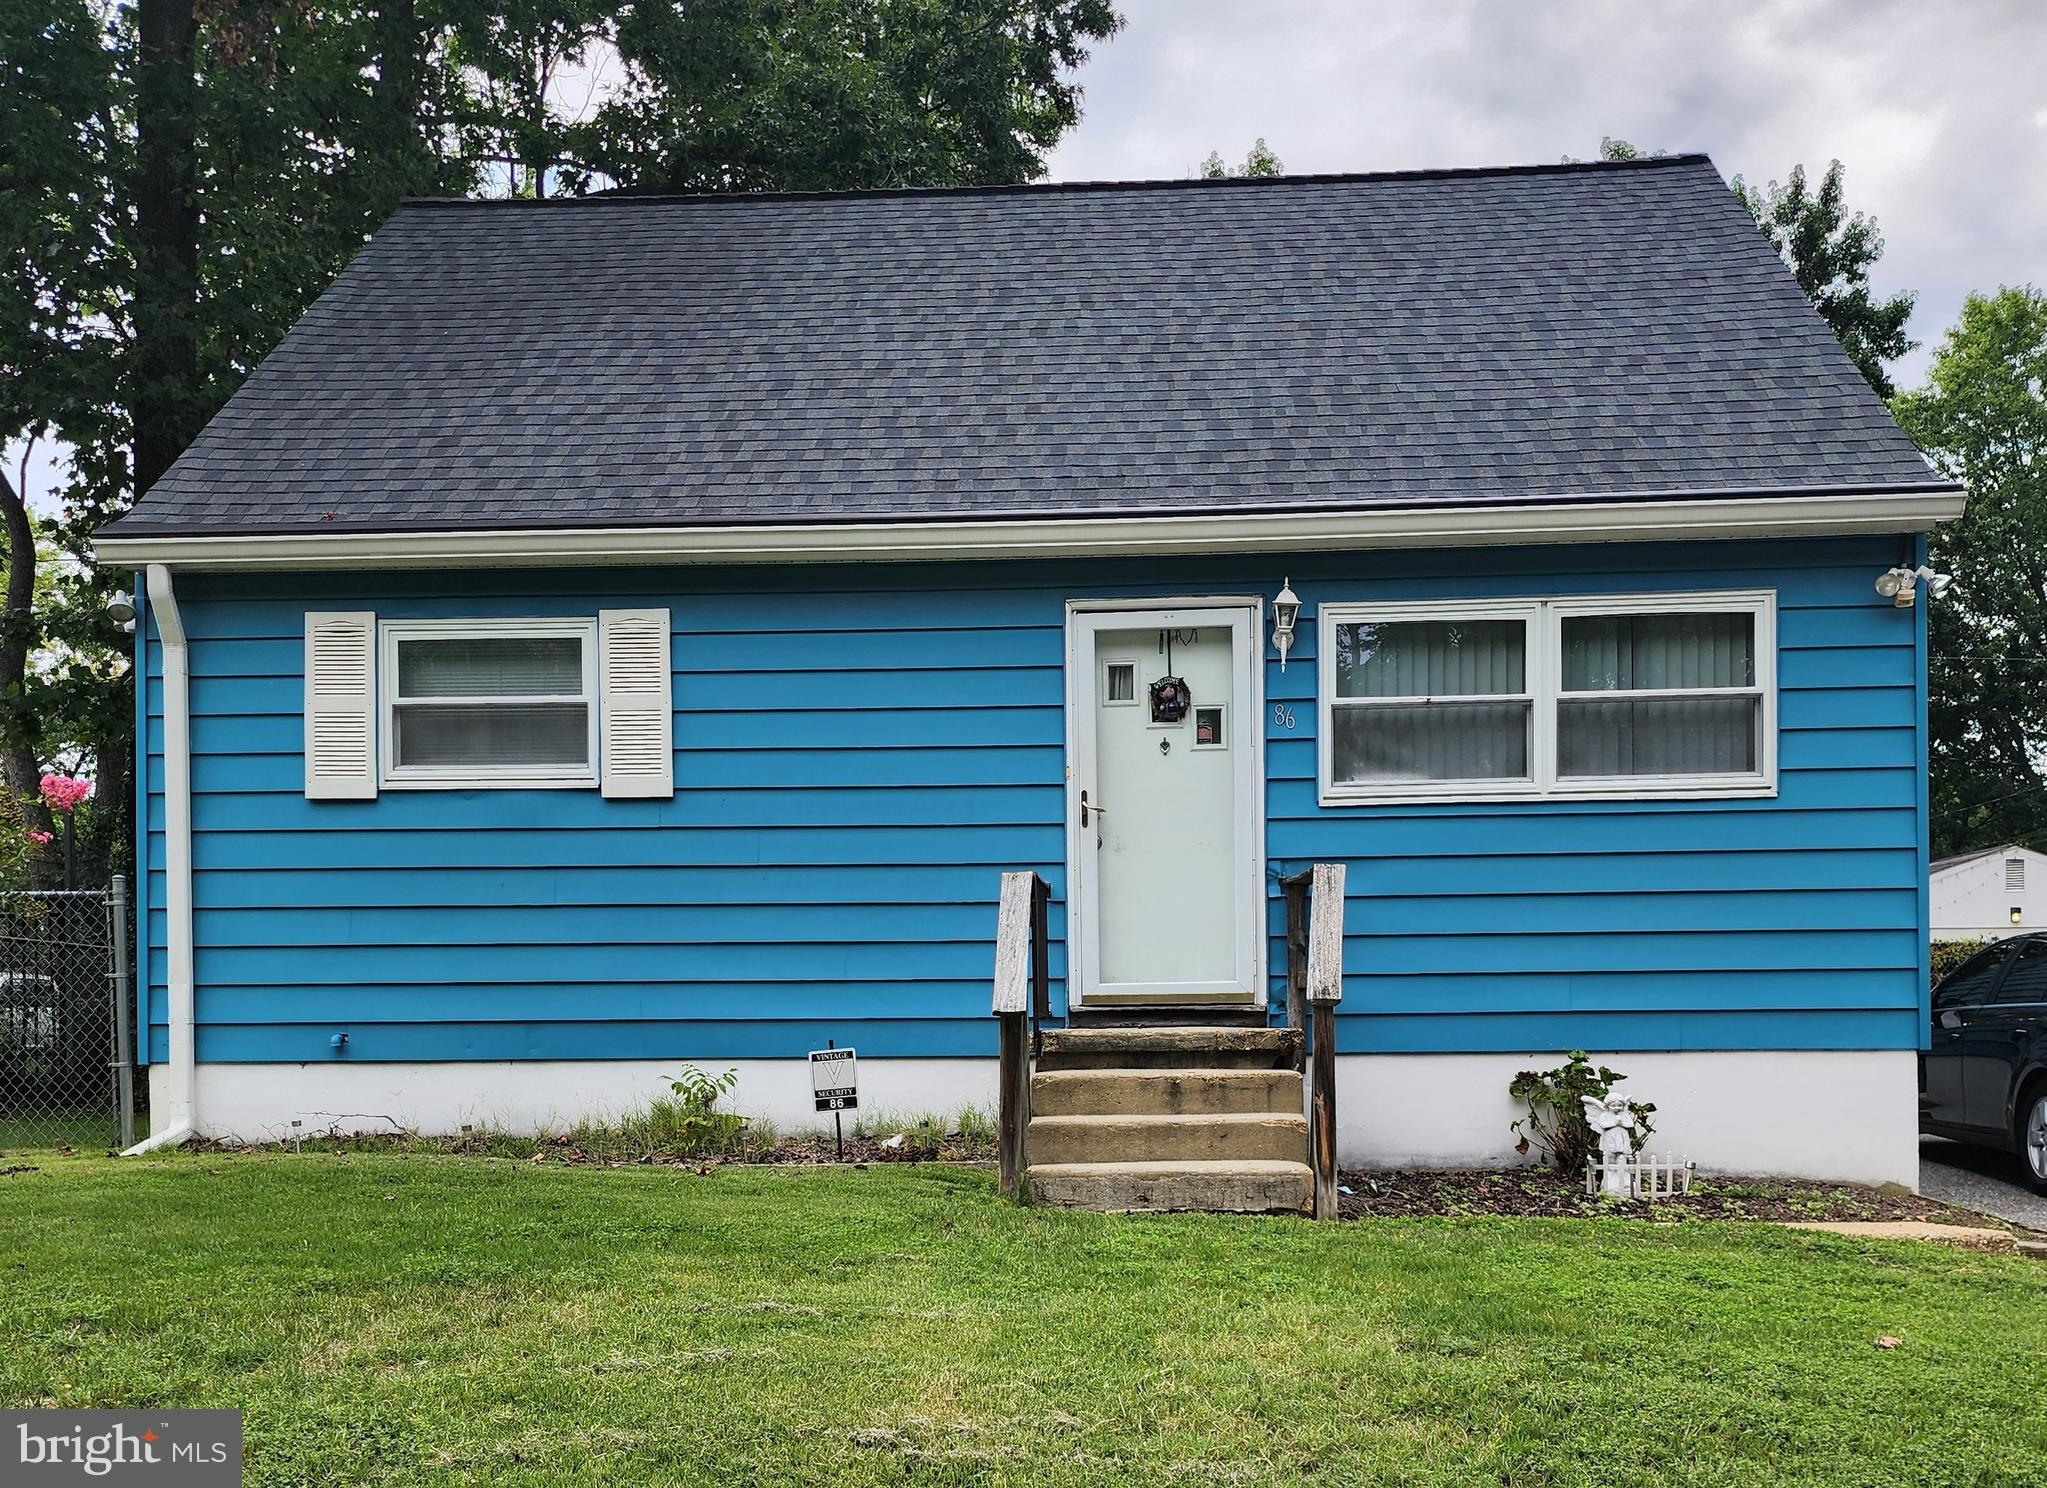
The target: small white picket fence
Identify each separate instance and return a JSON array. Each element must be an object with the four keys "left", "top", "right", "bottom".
[{"left": 1583, "top": 1153, "right": 1697, "bottom": 1201}]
